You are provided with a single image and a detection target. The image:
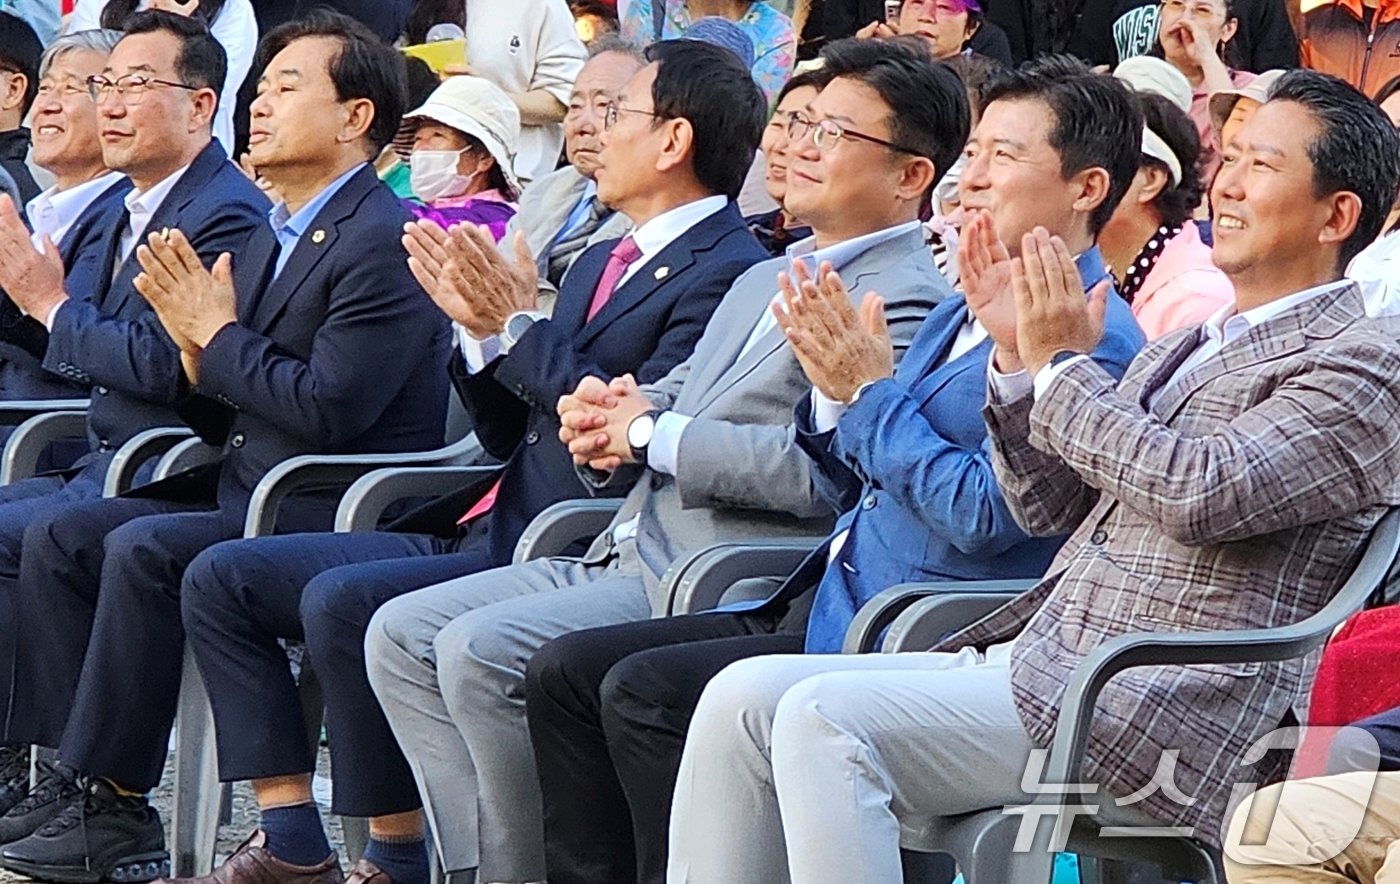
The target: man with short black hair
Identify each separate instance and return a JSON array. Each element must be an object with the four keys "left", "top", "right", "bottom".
[
  {"left": 671, "top": 66, "right": 1400, "bottom": 883},
  {"left": 0, "top": 11, "right": 450, "bottom": 882},
  {"left": 0, "top": 11, "right": 42, "bottom": 205}
]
